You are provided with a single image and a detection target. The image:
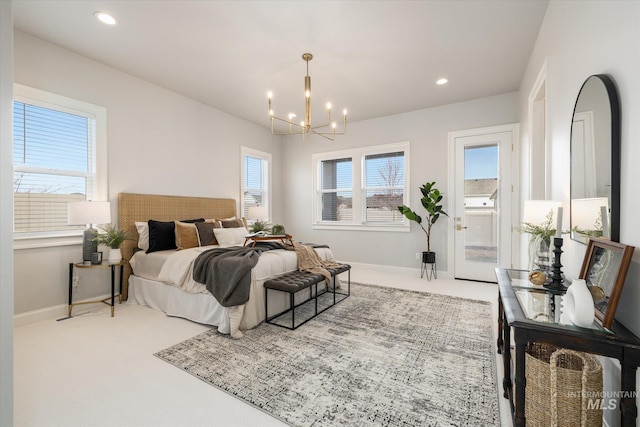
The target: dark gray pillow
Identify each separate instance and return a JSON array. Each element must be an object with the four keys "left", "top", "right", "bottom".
[
  {"left": 181, "top": 218, "right": 205, "bottom": 224},
  {"left": 195, "top": 221, "right": 220, "bottom": 246},
  {"left": 221, "top": 218, "right": 245, "bottom": 228}
]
